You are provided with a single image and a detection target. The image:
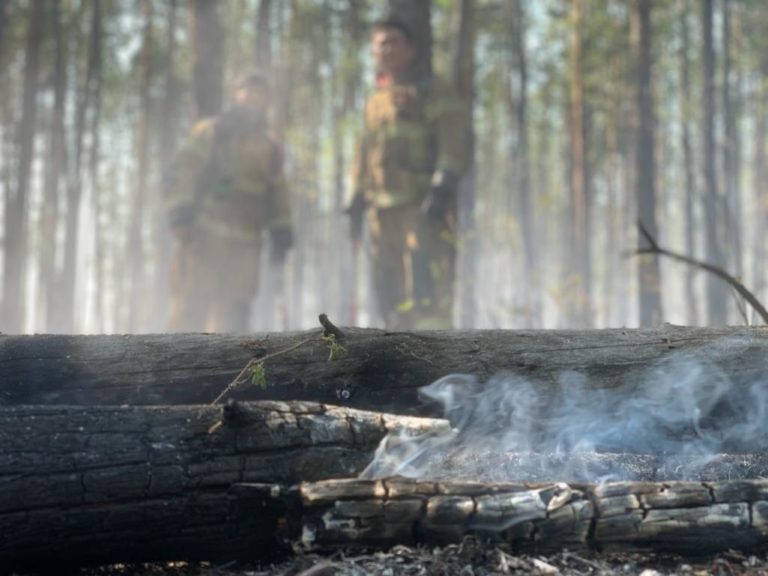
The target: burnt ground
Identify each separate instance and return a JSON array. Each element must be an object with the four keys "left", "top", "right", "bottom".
[{"left": 52, "top": 539, "right": 768, "bottom": 576}]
